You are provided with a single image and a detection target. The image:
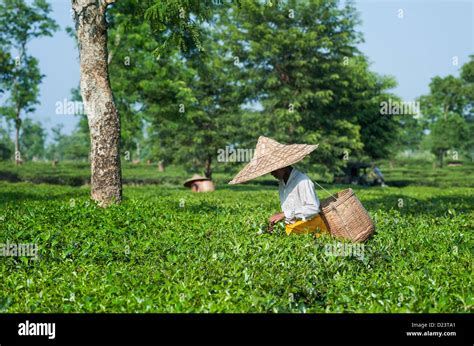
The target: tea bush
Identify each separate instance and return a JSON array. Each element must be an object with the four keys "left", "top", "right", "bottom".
[{"left": 0, "top": 181, "right": 472, "bottom": 312}]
